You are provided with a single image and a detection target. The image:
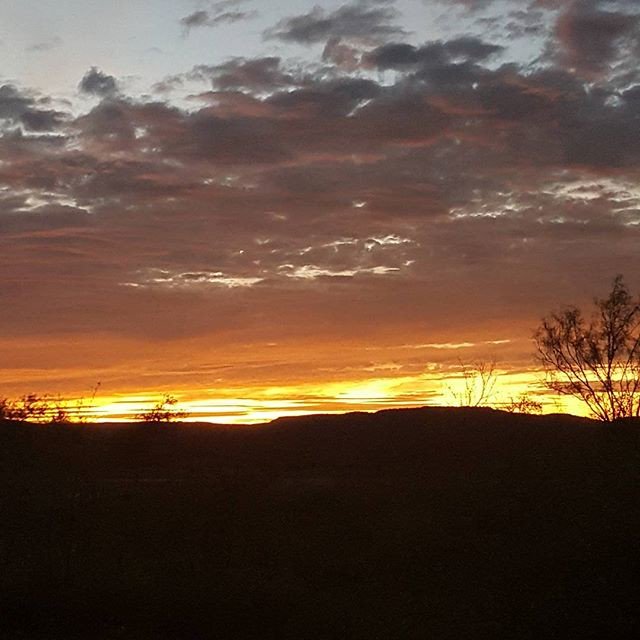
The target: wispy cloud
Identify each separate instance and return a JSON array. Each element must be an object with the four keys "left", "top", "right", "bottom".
[
  {"left": 180, "top": 1, "right": 258, "bottom": 34},
  {"left": 27, "top": 36, "right": 62, "bottom": 53},
  {"left": 264, "top": 0, "right": 406, "bottom": 44}
]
